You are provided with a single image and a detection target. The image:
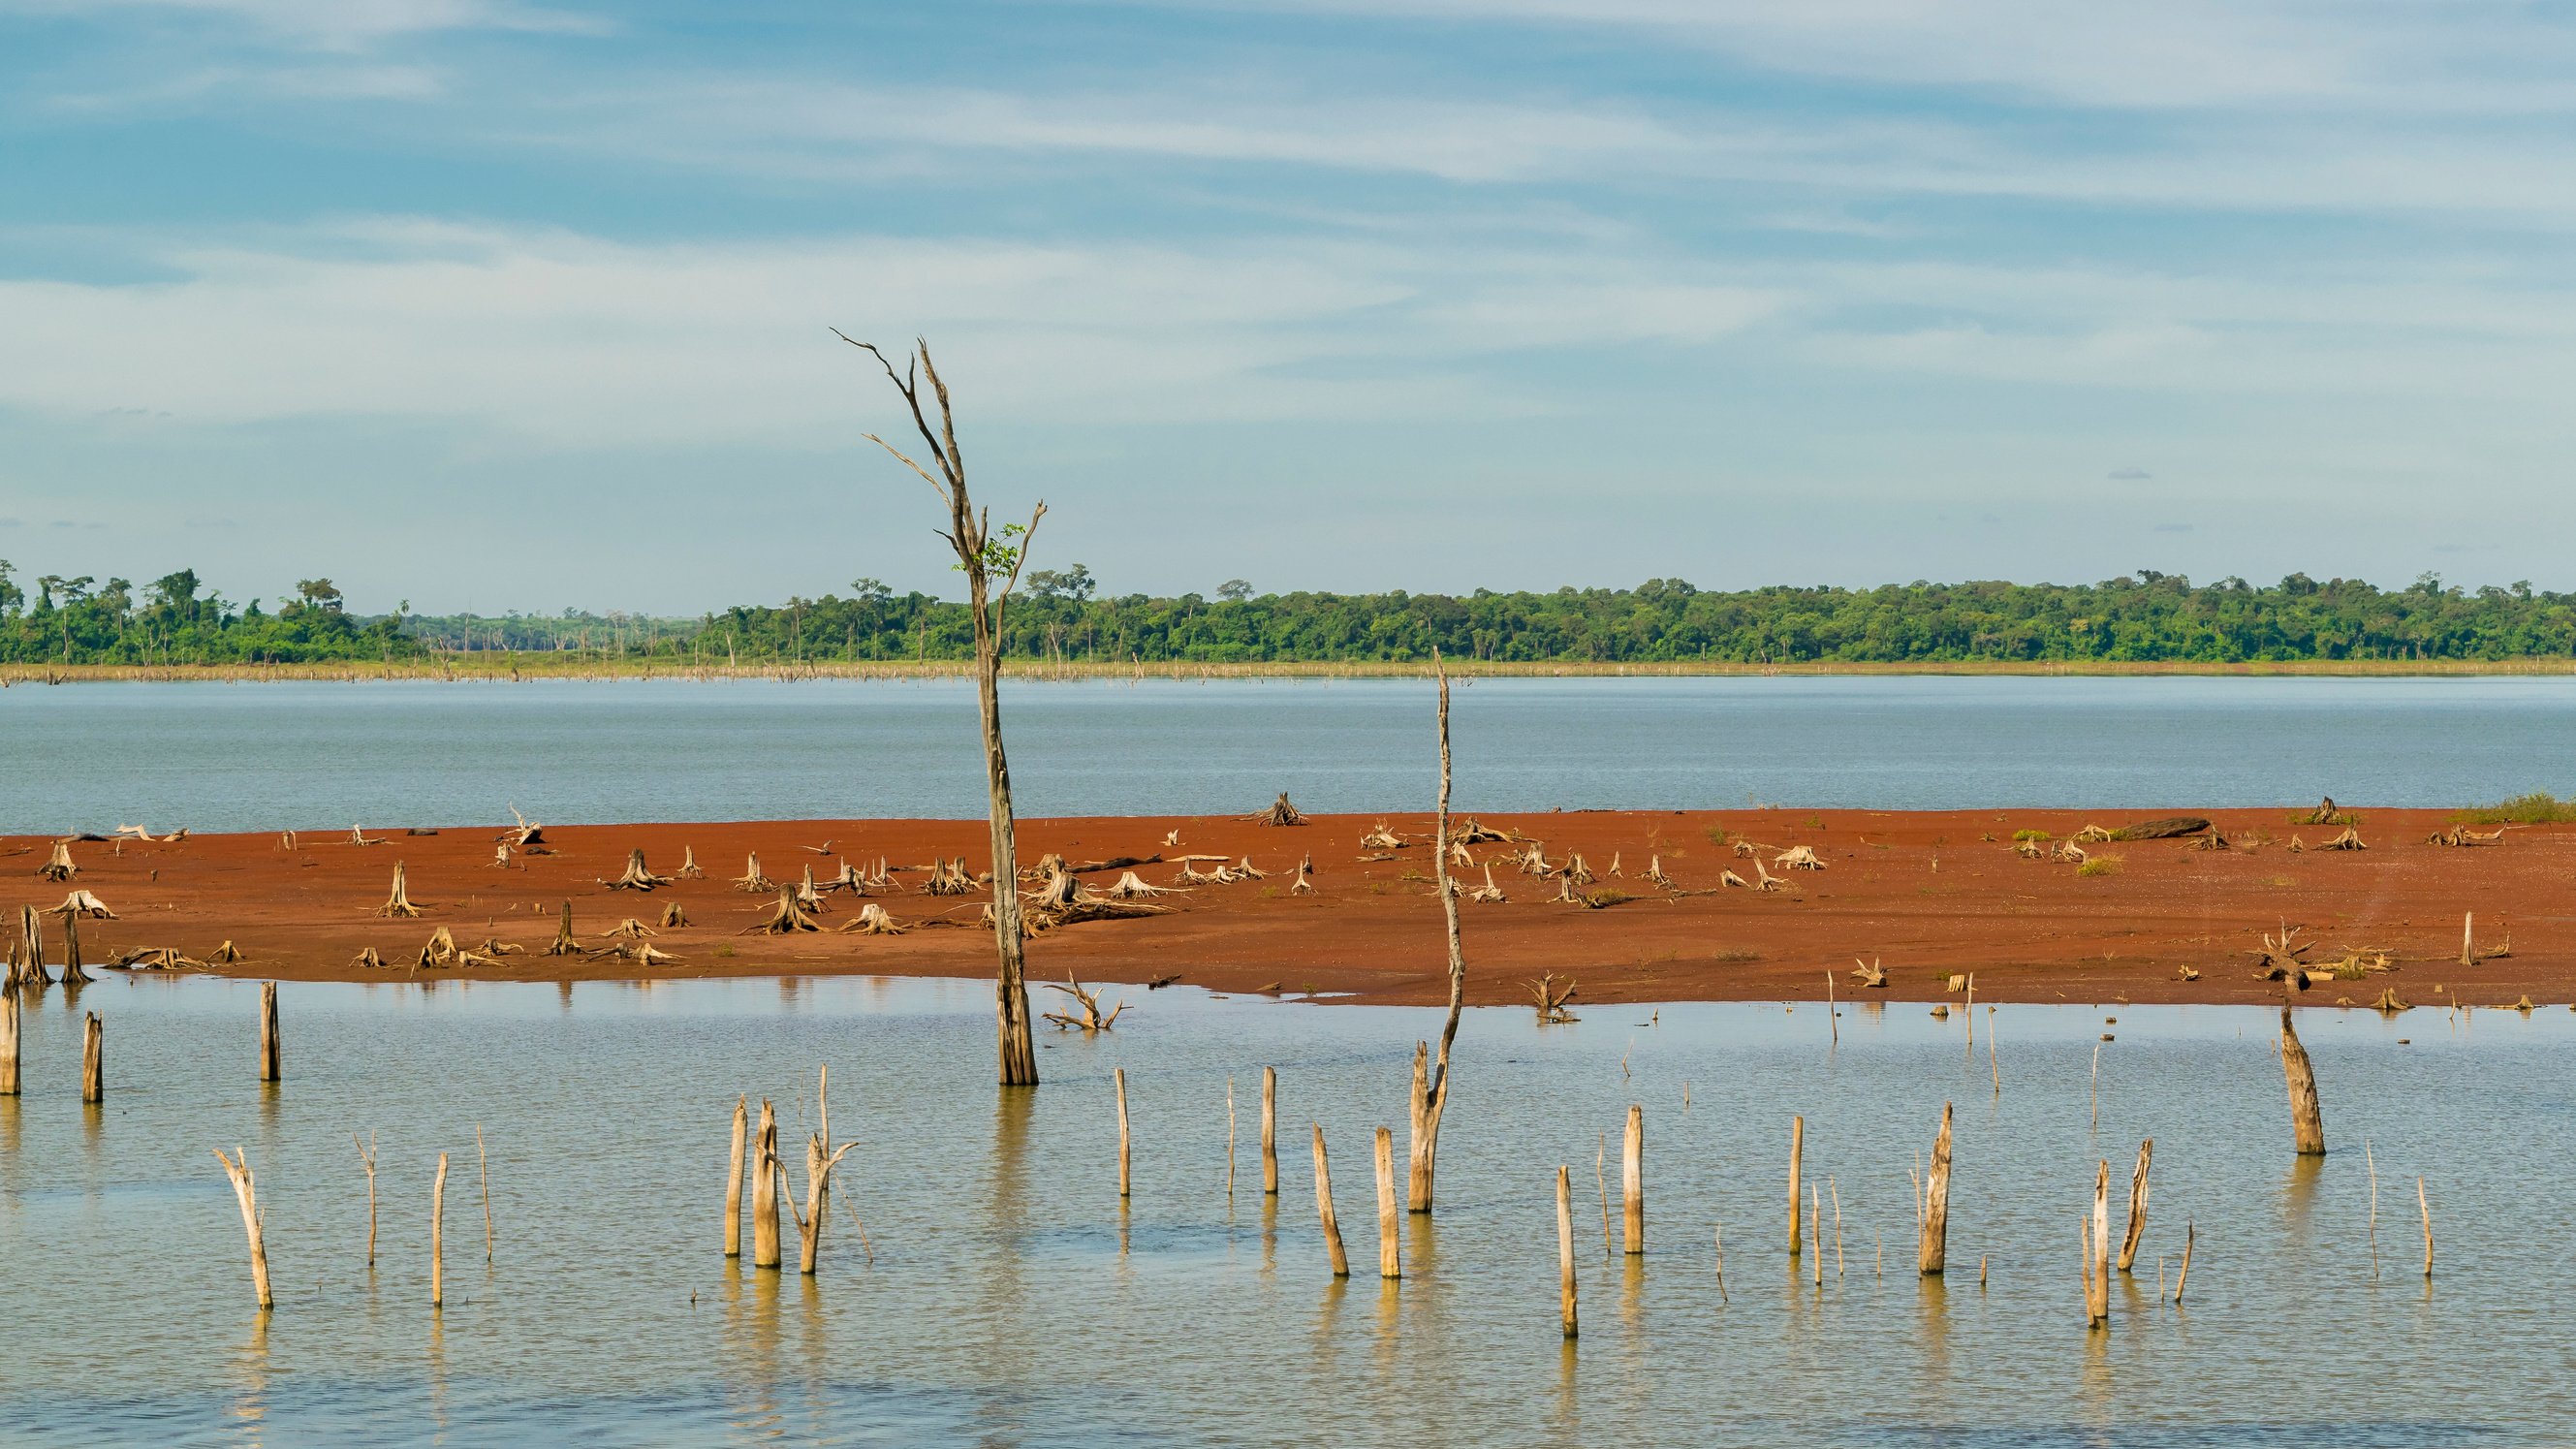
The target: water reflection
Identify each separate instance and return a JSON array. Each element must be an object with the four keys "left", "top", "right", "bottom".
[{"left": 0, "top": 979, "right": 2561, "bottom": 1446}]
